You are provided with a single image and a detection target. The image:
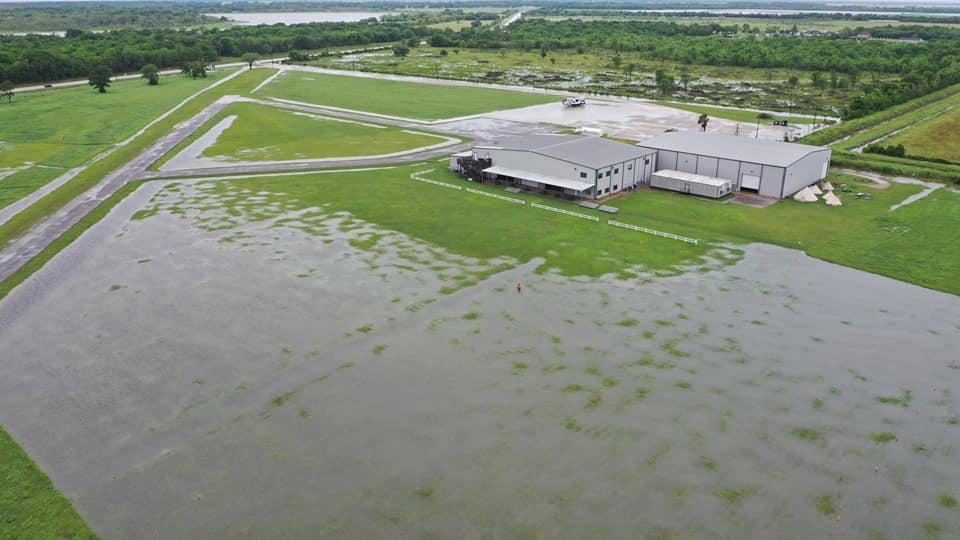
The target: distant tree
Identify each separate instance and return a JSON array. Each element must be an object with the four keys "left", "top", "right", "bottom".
[
  {"left": 88, "top": 65, "right": 111, "bottom": 93},
  {"left": 0, "top": 80, "right": 14, "bottom": 103},
  {"left": 624, "top": 62, "right": 636, "bottom": 79},
  {"left": 453, "top": 49, "right": 460, "bottom": 55},
  {"left": 655, "top": 69, "right": 675, "bottom": 96},
  {"left": 811, "top": 71, "right": 827, "bottom": 90},
  {"left": 698, "top": 113, "right": 709, "bottom": 131},
  {"left": 679, "top": 66, "right": 692, "bottom": 96},
  {"left": 393, "top": 45, "right": 410, "bottom": 57},
  {"left": 611, "top": 54, "right": 622, "bottom": 70},
  {"left": 550, "top": 57, "right": 556, "bottom": 65},
  {"left": 140, "top": 64, "right": 159, "bottom": 85},
  {"left": 540, "top": 47, "right": 547, "bottom": 58},
  {"left": 242, "top": 53, "right": 258, "bottom": 69},
  {"left": 187, "top": 62, "right": 207, "bottom": 79},
  {"left": 471, "top": 20, "right": 482, "bottom": 28},
  {"left": 439, "top": 49, "right": 448, "bottom": 57},
  {"left": 787, "top": 75, "right": 799, "bottom": 88},
  {"left": 406, "top": 37, "right": 419, "bottom": 48}
]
